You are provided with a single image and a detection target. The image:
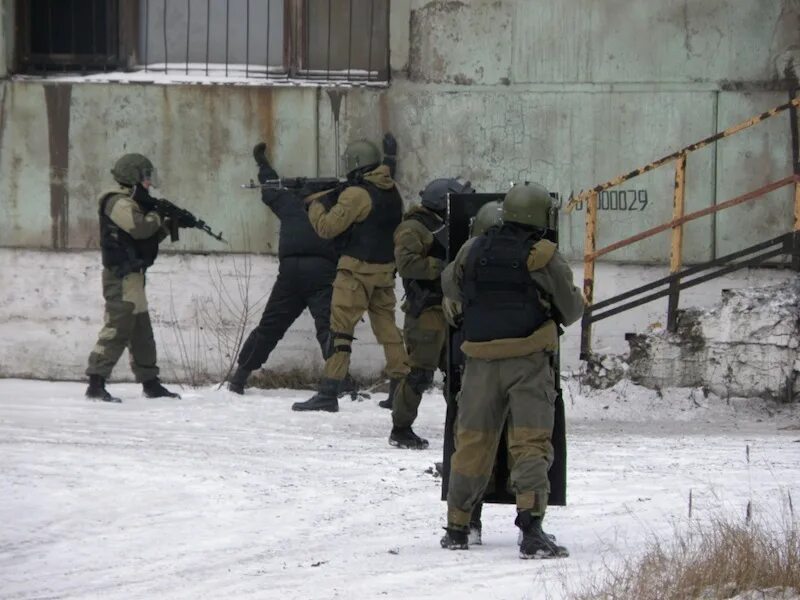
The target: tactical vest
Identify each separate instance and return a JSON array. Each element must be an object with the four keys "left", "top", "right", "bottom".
[
  {"left": 99, "top": 192, "right": 161, "bottom": 277},
  {"left": 462, "top": 225, "right": 548, "bottom": 343},
  {"left": 402, "top": 210, "right": 447, "bottom": 310},
  {"left": 336, "top": 182, "right": 403, "bottom": 264}
]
